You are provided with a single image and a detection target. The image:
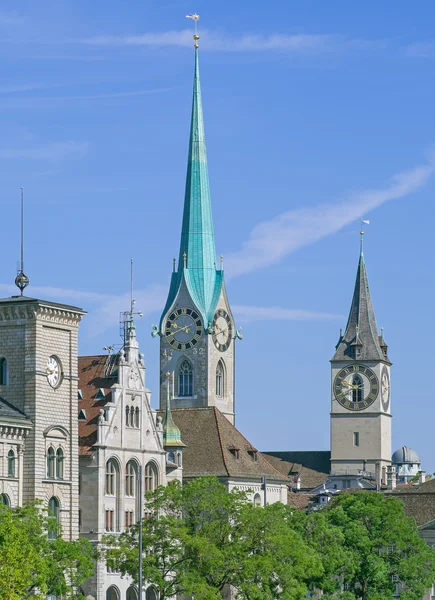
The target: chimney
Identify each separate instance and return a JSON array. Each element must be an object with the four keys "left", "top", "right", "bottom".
[
  {"left": 387, "top": 465, "right": 396, "bottom": 490},
  {"left": 419, "top": 471, "right": 426, "bottom": 484},
  {"left": 294, "top": 475, "right": 301, "bottom": 491}
]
